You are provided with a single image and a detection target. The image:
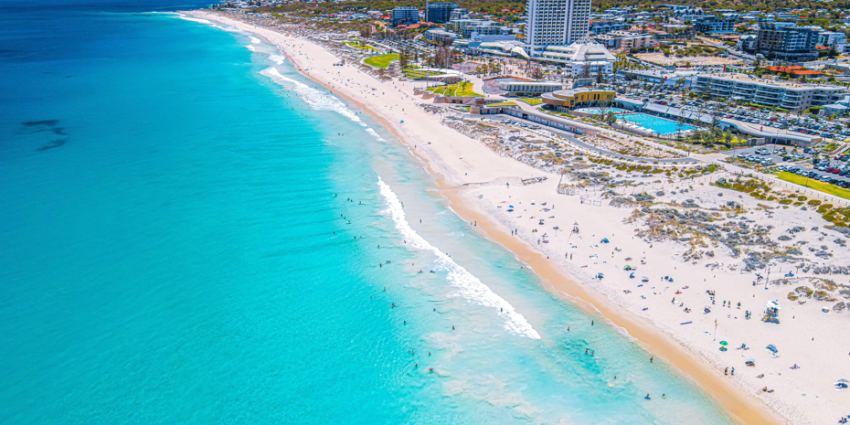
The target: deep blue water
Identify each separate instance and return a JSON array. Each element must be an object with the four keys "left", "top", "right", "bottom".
[{"left": 0, "top": 1, "right": 737, "bottom": 424}]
